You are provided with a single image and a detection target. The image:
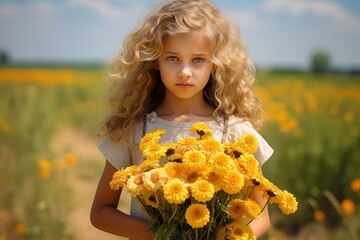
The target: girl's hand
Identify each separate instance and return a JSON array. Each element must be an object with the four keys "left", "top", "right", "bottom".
[{"left": 91, "top": 160, "right": 154, "bottom": 239}]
